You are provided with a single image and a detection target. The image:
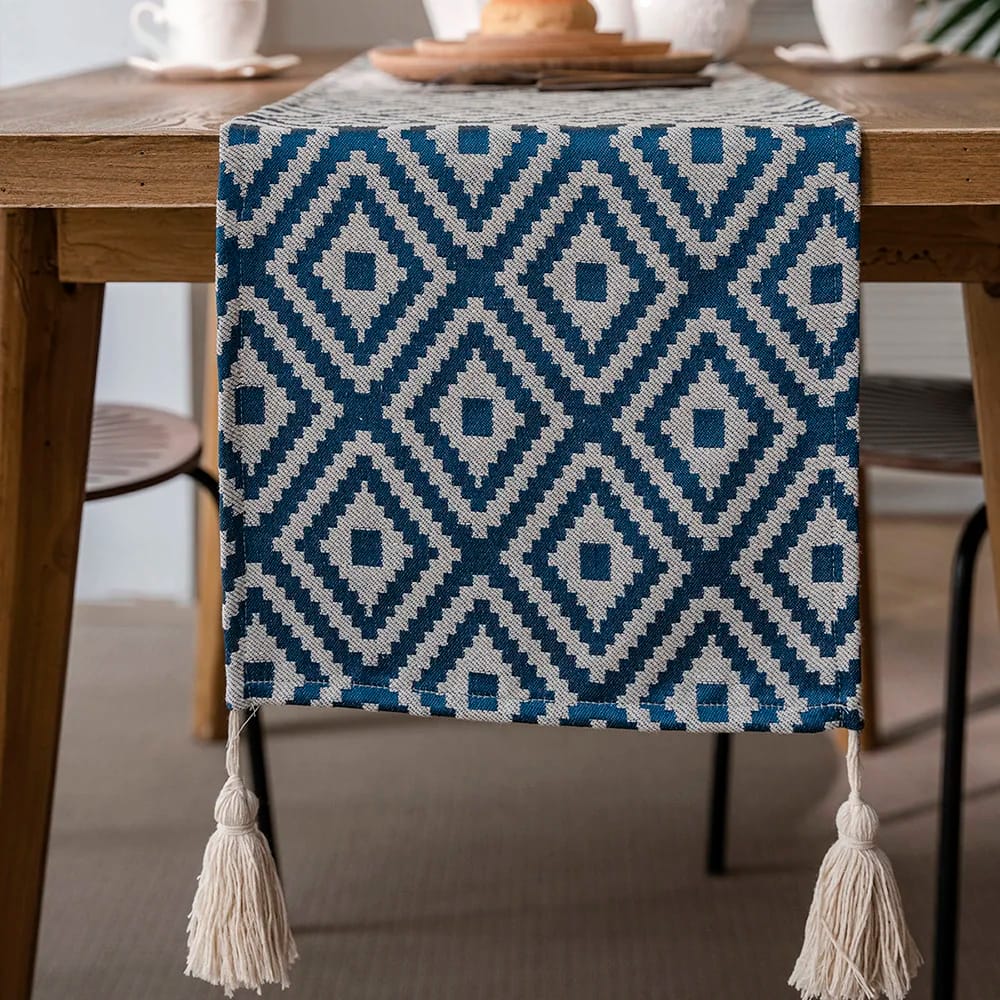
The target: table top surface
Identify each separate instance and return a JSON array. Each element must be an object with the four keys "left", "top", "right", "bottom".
[{"left": 1, "top": 48, "right": 998, "bottom": 208}]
